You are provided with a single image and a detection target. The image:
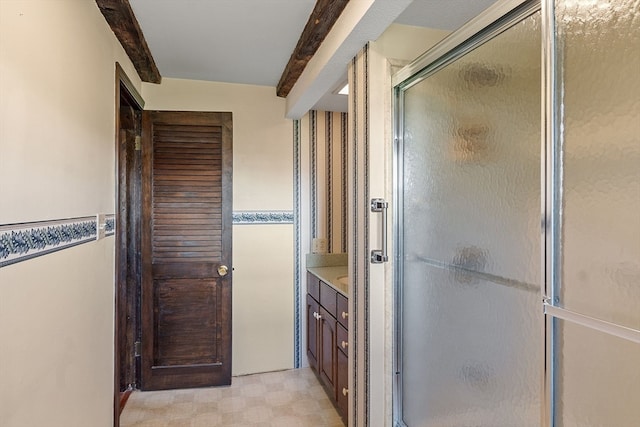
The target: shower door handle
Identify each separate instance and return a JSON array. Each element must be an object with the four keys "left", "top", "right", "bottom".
[{"left": 370, "top": 198, "right": 389, "bottom": 263}]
